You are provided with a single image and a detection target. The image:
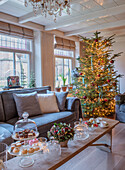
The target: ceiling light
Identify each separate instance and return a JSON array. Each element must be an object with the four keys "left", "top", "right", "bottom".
[{"left": 25, "top": 0, "right": 71, "bottom": 22}]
